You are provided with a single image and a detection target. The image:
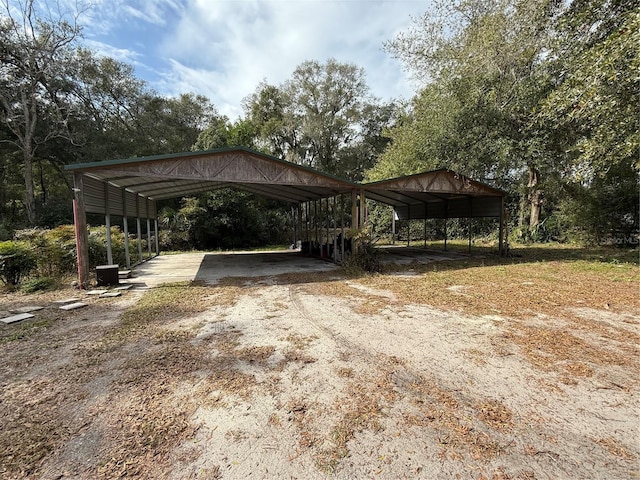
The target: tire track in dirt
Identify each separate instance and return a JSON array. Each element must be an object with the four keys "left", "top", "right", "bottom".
[
  {"left": 287, "top": 284, "right": 442, "bottom": 415},
  {"left": 190, "top": 285, "right": 320, "bottom": 478},
  {"left": 286, "top": 283, "right": 529, "bottom": 476},
  {"left": 288, "top": 284, "right": 374, "bottom": 361}
]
